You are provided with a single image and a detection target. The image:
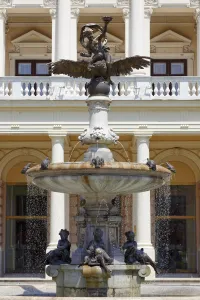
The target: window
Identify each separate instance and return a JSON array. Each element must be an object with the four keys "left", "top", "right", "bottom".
[
  {"left": 16, "top": 60, "right": 51, "bottom": 76},
  {"left": 151, "top": 59, "right": 187, "bottom": 76}
]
